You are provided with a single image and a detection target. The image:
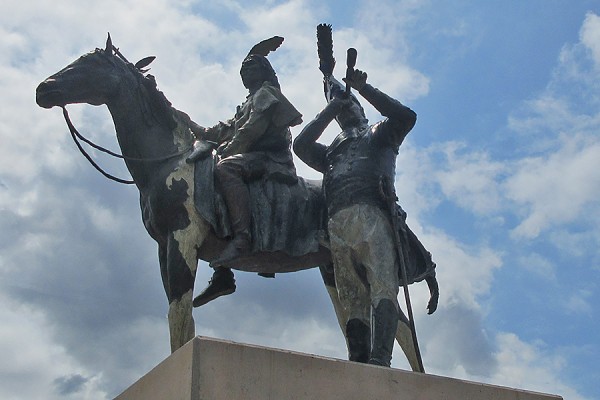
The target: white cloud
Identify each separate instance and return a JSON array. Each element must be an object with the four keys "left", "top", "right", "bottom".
[
  {"left": 517, "top": 253, "right": 557, "bottom": 281},
  {"left": 0, "top": 294, "right": 109, "bottom": 400},
  {"left": 580, "top": 12, "right": 600, "bottom": 67},
  {"left": 564, "top": 289, "right": 594, "bottom": 316},
  {"left": 433, "top": 141, "right": 506, "bottom": 215},
  {"left": 506, "top": 133, "right": 600, "bottom": 239},
  {"left": 492, "top": 333, "right": 587, "bottom": 400}
]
